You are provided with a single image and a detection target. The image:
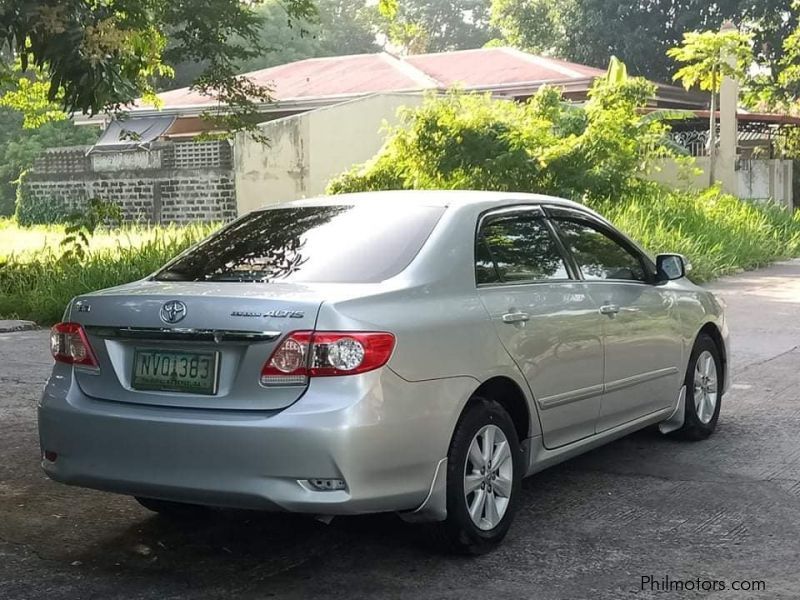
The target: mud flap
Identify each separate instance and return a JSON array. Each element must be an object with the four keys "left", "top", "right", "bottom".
[
  {"left": 398, "top": 457, "right": 448, "bottom": 523},
  {"left": 658, "top": 385, "right": 686, "bottom": 435}
]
